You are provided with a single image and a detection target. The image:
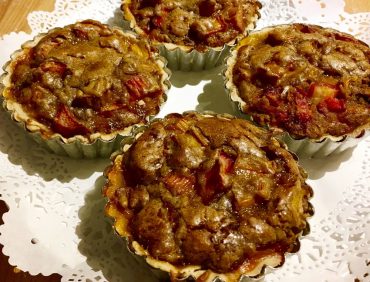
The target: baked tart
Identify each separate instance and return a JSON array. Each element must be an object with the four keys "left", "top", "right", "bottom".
[
  {"left": 122, "top": 0, "right": 261, "bottom": 71},
  {"left": 225, "top": 23, "right": 370, "bottom": 158},
  {"left": 1, "top": 20, "right": 170, "bottom": 158},
  {"left": 104, "top": 112, "right": 313, "bottom": 281}
]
